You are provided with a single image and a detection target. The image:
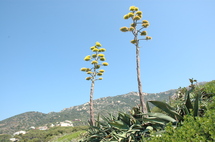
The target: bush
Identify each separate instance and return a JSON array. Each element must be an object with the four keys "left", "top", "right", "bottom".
[{"left": 145, "top": 97, "right": 215, "bottom": 142}]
